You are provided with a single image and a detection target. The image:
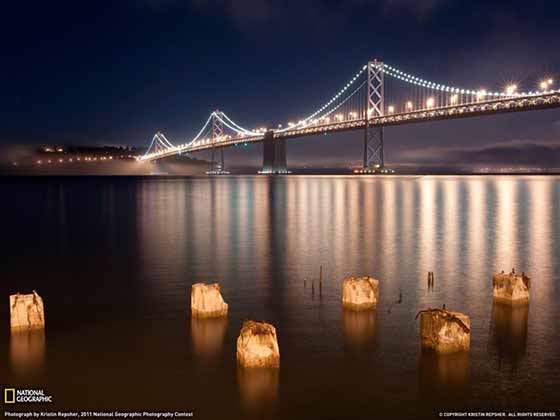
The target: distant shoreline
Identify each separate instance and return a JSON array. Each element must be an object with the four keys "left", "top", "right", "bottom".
[{"left": 2, "top": 171, "right": 560, "bottom": 177}]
